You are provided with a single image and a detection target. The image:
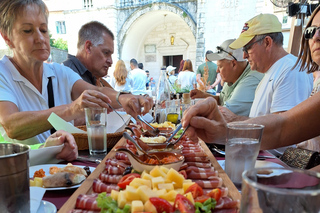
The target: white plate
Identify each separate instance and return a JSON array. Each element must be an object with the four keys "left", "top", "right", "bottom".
[
  {"left": 29, "top": 164, "right": 95, "bottom": 191},
  {"left": 217, "top": 160, "right": 283, "bottom": 170},
  {"left": 37, "top": 200, "right": 57, "bottom": 213}
]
